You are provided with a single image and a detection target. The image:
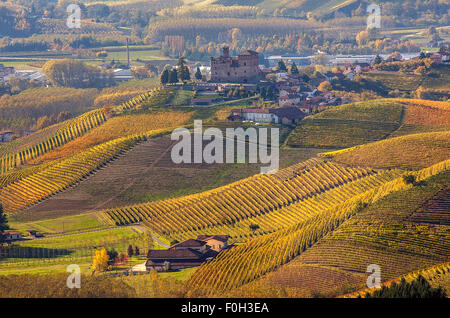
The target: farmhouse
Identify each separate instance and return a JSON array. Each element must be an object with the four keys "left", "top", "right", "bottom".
[
  {"left": 196, "top": 235, "right": 230, "bottom": 252},
  {"left": 278, "top": 94, "right": 301, "bottom": 107},
  {"left": 0, "top": 130, "right": 14, "bottom": 143},
  {"left": 270, "top": 107, "right": 306, "bottom": 125},
  {"left": 210, "top": 47, "right": 260, "bottom": 83},
  {"left": 144, "top": 236, "right": 230, "bottom": 272},
  {"left": 0, "top": 64, "right": 14, "bottom": 82},
  {"left": 229, "top": 107, "right": 305, "bottom": 125},
  {"left": 113, "top": 68, "right": 133, "bottom": 82},
  {"left": 1, "top": 231, "right": 22, "bottom": 242}
]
